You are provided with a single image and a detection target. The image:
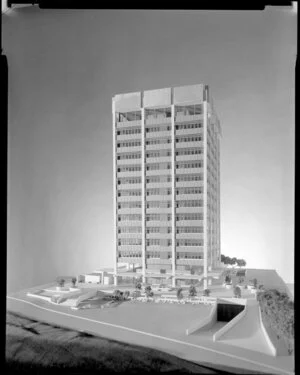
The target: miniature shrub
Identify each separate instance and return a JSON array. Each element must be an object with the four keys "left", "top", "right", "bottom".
[
  {"left": 188, "top": 285, "right": 197, "bottom": 297},
  {"left": 257, "top": 289, "right": 294, "bottom": 355},
  {"left": 57, "top": 278, "right": 65, "bottom": 287},
  {"left": 234, "top": 286, "right": 241, "bottom": 298},
  {"left": 253, "top": 278, "right": 258, "bottom": 288},
  {"left": 131, "top": 290, "right": 141, "bottom": 298},
  {"left": 113, "top": 290, "right": 122, "bottom": 300},
  {"left": 203, "top": 289, "right": 211, "bottom": 297},
  {"left": 176, "top": 288, "right": 184, "bottom": 300},
  {"left": 135, "top": 282, "right": 142, "bottom": 290},
  {"left": 144, "top": 286, "right": 153, "bottom": 298}
]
